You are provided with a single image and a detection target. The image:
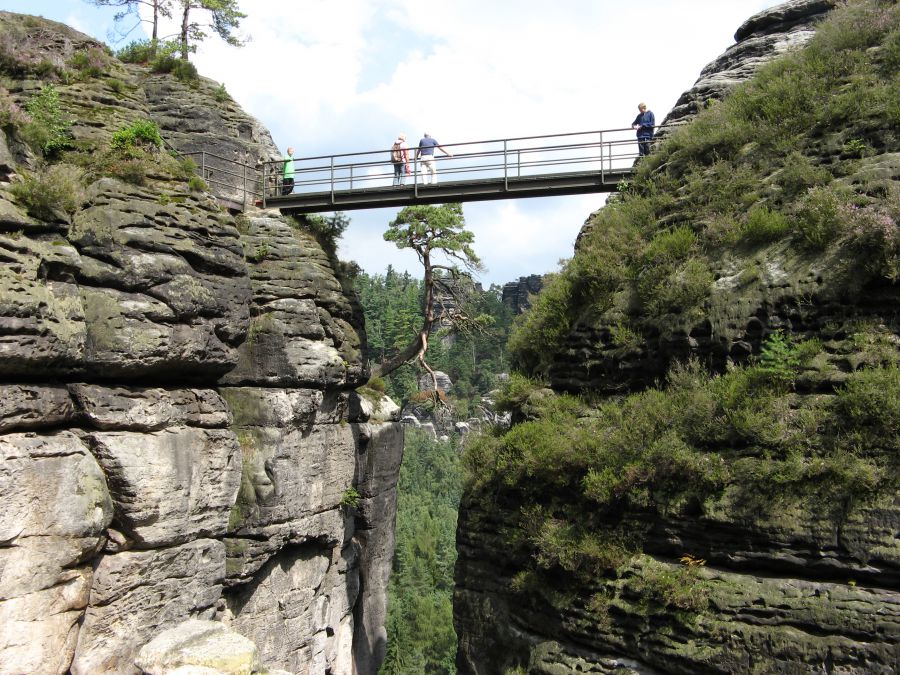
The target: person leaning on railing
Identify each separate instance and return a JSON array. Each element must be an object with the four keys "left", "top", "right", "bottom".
[
  {"left": 416, "top": 133, "right": 452, "bottom": 185},
  {"left": 631, "top": 102, "right": 655, "bottom": 157},
  {"left": 282, "top": 147, "right": 295, "bottom": 195}
]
